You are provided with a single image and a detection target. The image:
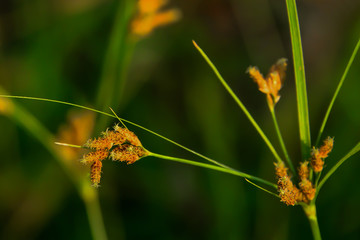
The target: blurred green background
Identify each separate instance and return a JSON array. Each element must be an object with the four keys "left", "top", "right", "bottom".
[{"left": 1, "top": 0, "right": 360, "bottom": 239}]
